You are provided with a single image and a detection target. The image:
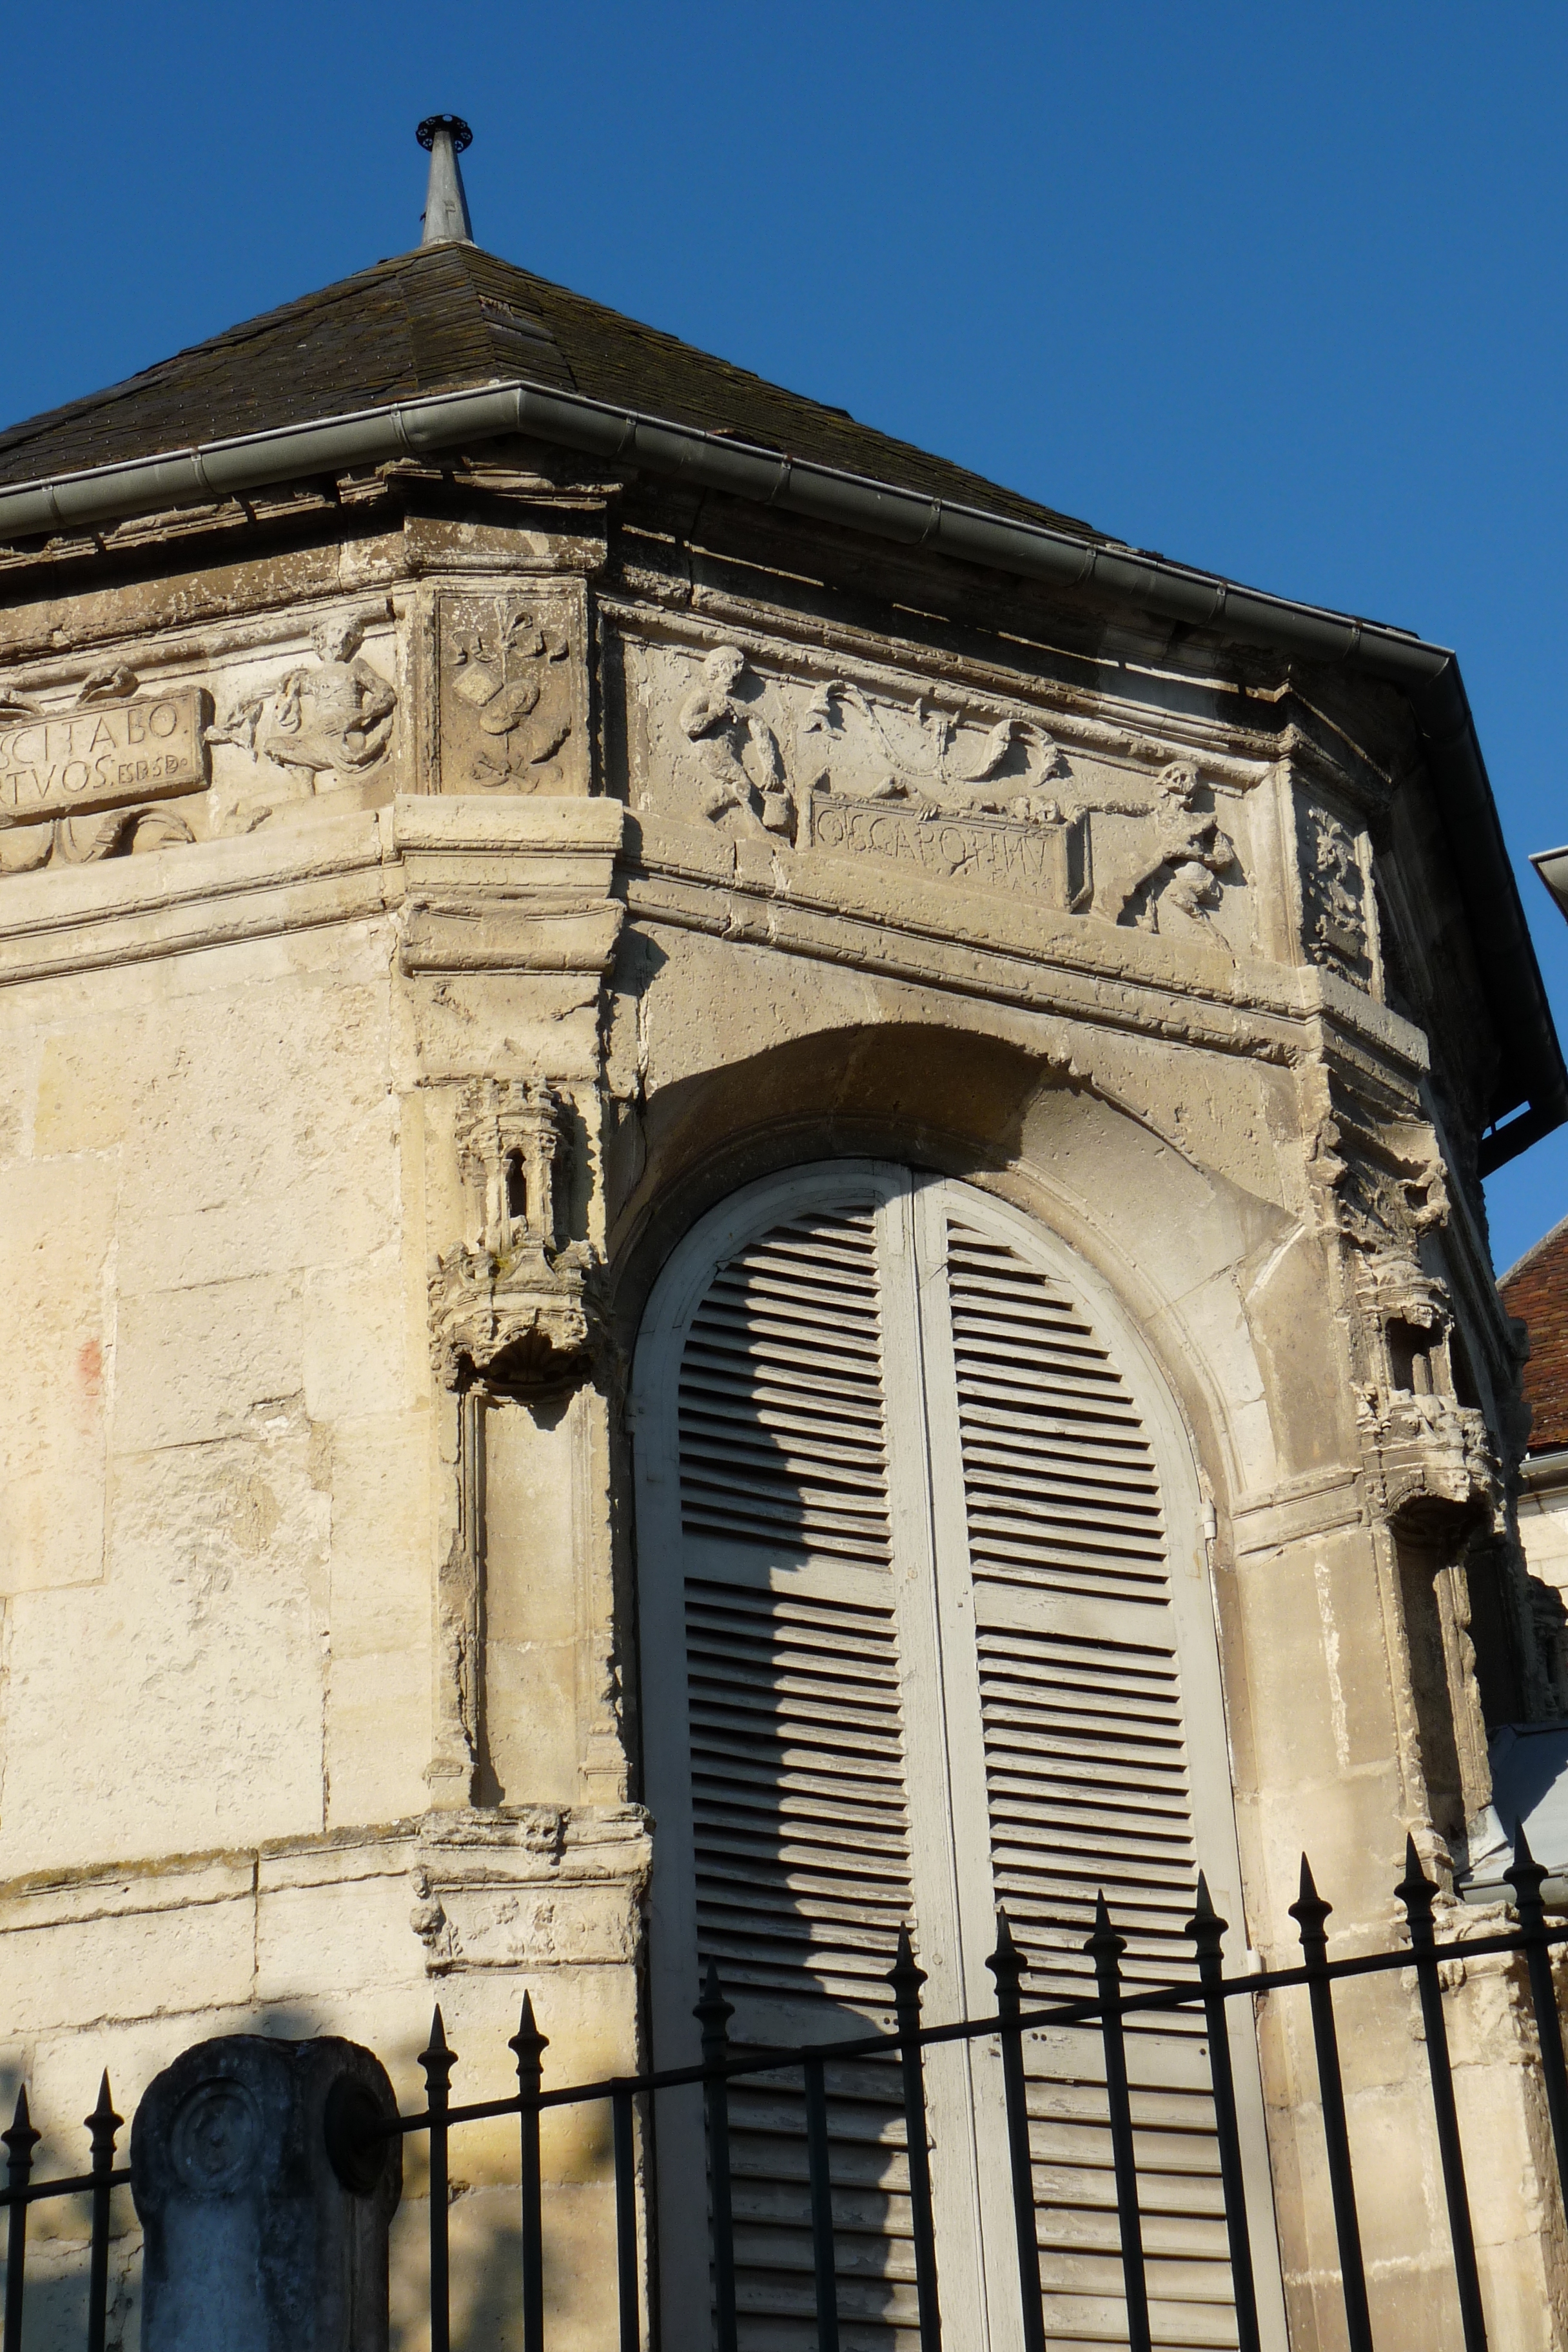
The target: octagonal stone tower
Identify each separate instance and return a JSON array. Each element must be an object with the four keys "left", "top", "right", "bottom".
[{"left": 0, "top": 137, "right": 1563, "bottom": 2350}]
